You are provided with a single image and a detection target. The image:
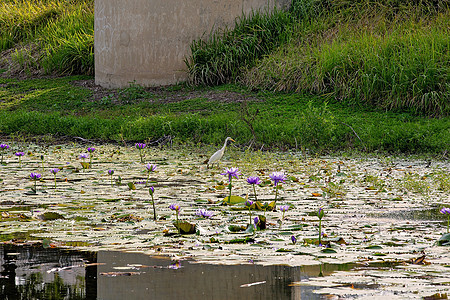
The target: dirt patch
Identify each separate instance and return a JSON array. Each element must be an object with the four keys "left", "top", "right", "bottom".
[{"left": 70, "top": 78, "right": 262, "bottom": 105}]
